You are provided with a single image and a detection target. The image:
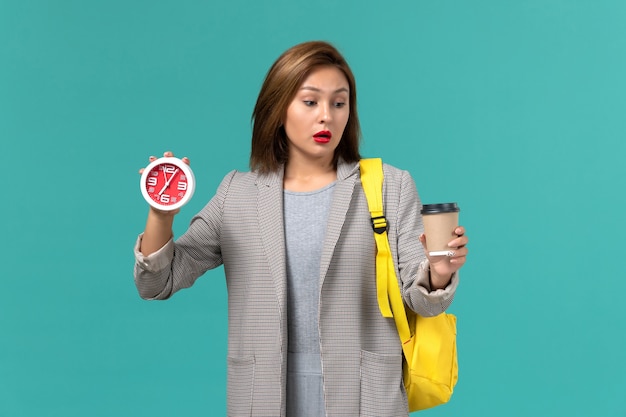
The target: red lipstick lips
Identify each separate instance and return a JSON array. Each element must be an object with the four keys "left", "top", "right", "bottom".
[{"left": 313, "top": 130, "right": 332, "bottom": 143}]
